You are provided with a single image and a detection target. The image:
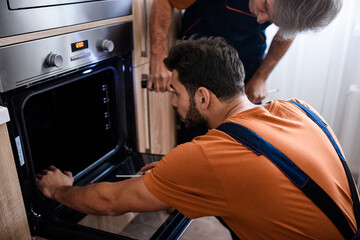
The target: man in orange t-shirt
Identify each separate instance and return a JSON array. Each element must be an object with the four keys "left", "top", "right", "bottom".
[
  {"left": 37, "top": 37, "right": 357, "bottom": 239},
  {"left": 144, "top": 97, "right": 357, "bottom": 239}
]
